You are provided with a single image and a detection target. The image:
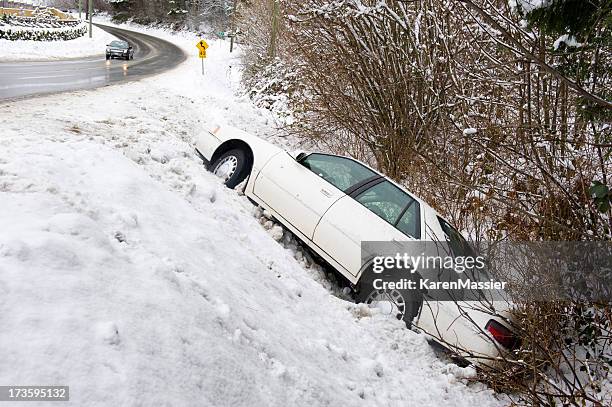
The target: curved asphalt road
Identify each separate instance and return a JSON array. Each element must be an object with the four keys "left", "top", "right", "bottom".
[{"left": 0, "top": 24, "right": 186, "bottom": 101}]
